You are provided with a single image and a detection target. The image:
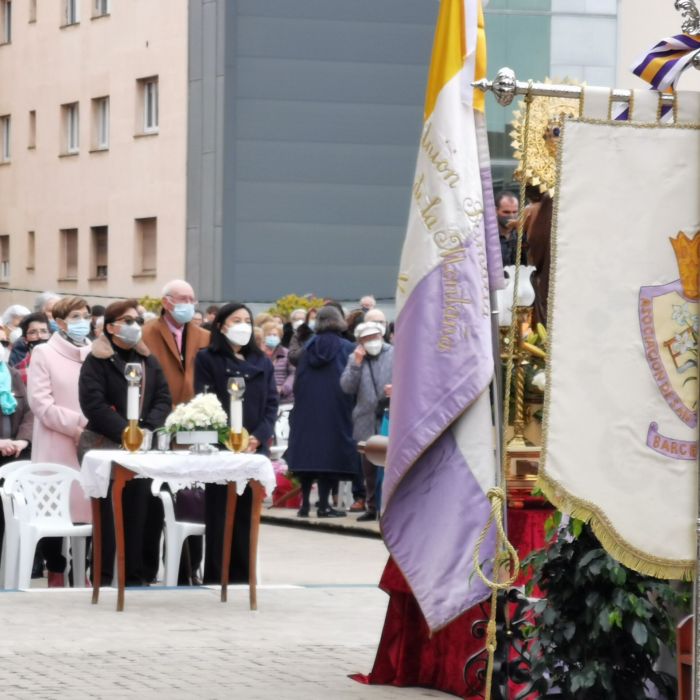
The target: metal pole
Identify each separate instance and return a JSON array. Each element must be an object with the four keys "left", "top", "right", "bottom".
[
  {"left": 490, "top": 291, "right": 505, "bottom": 526},
  {"left": 694, "top": 265, "right": 700, "bottom": 700},
  {"left": 472, "top": 68, "right": 679, "bottom": 109}
]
